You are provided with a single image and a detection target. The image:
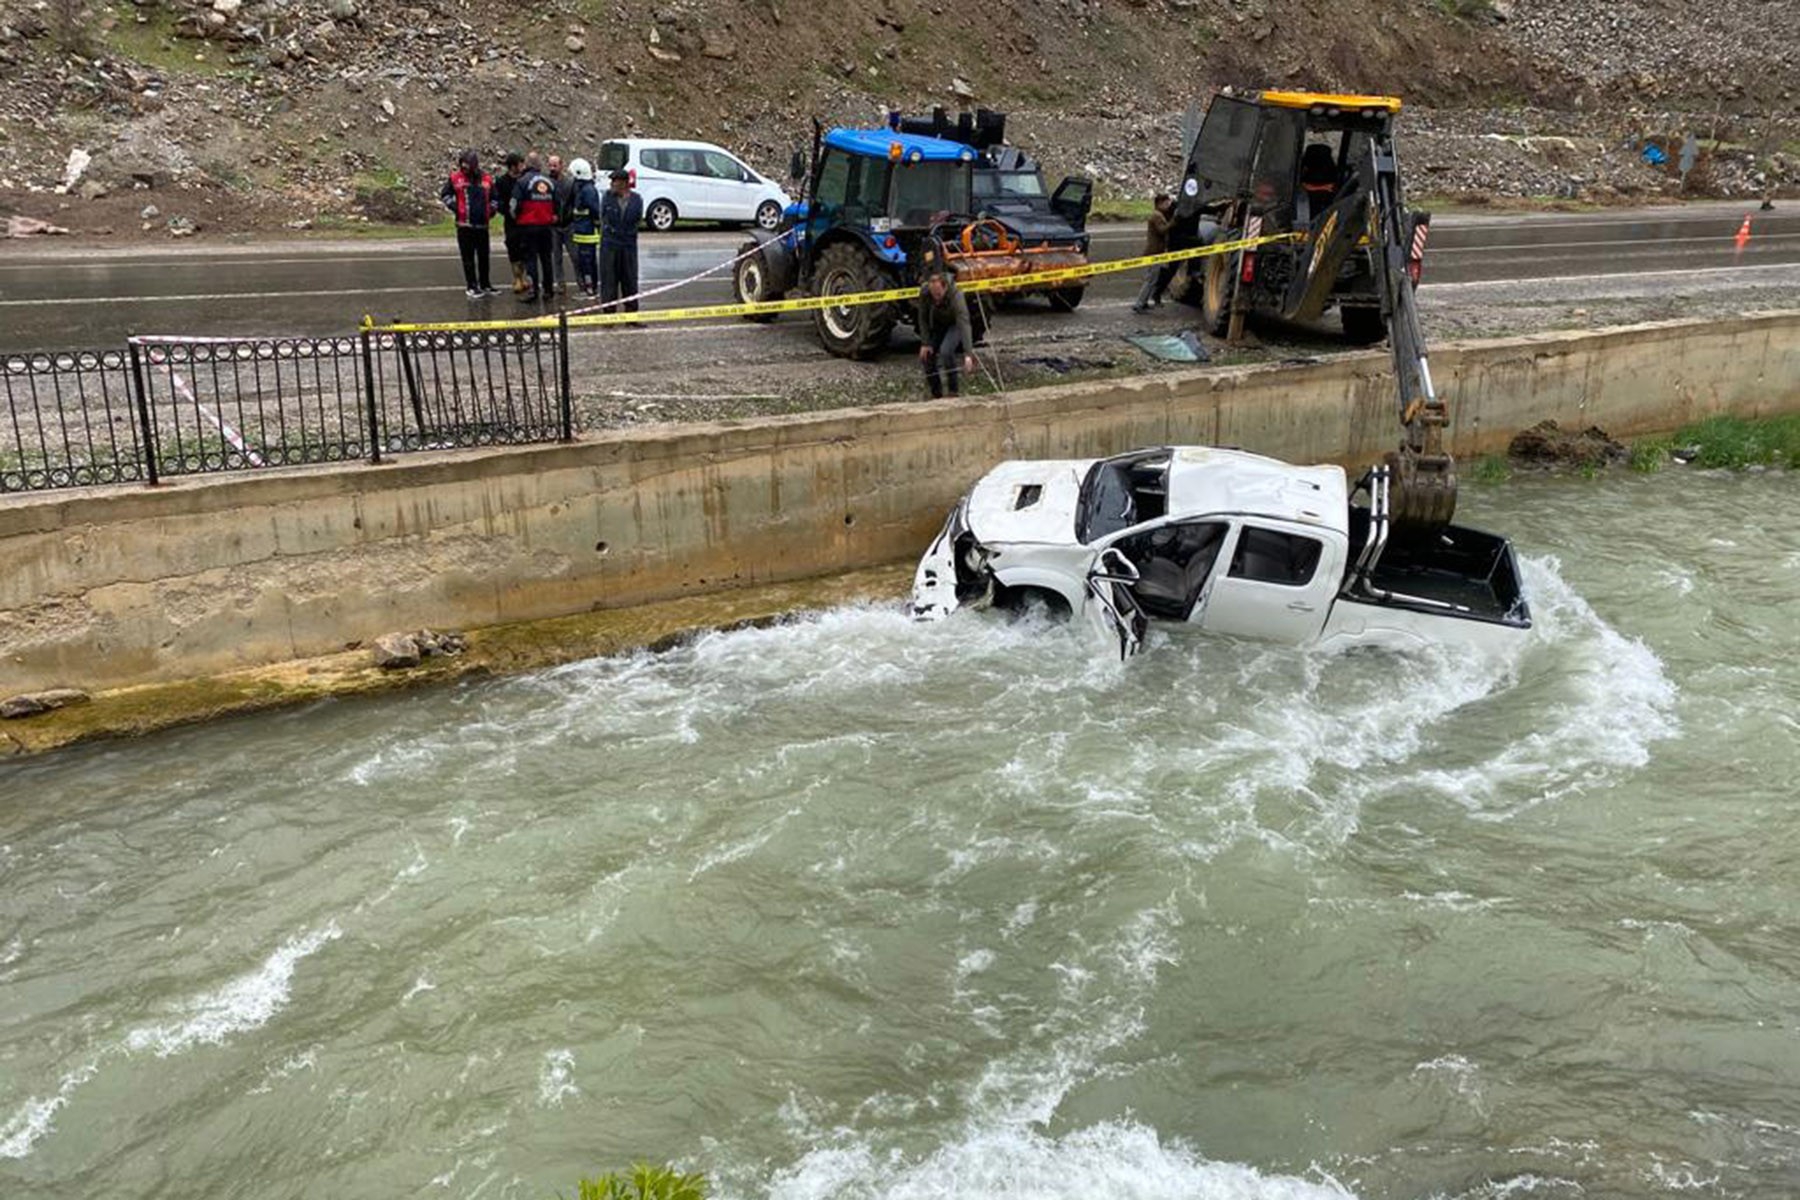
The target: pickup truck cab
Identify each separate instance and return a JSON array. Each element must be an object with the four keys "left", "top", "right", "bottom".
[{"left": 910, "top": 445, "right": 1530, "bottom": 658}]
